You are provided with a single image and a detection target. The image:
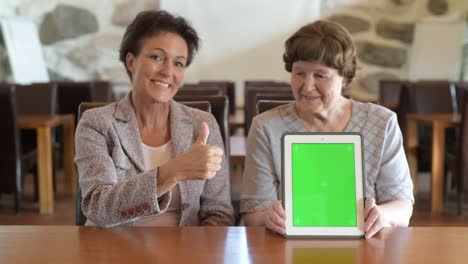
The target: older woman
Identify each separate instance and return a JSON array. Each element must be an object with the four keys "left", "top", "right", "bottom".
[
  {"left": 240, "top": 20, "right": 413, "bottom": 238},
  {"left": 75, "top": 10, "right": 234, "bottom": 227}
]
